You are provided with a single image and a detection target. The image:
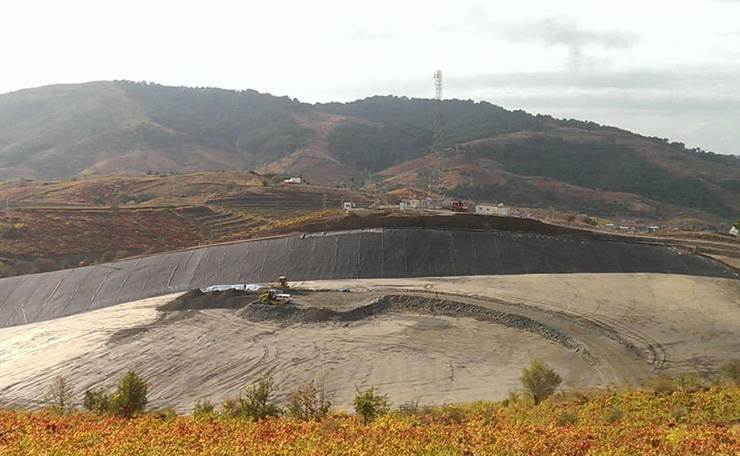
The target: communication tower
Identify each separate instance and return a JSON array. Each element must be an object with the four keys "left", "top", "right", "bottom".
[
  {"left": 433, "top": 70, "right": 443, "bottom": 155},
  {"left": 434, "top": 70, "right": 443, "bottom": 100},
  {"left": 420, "top": 70, "right": 445, "bottom": 194}
]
